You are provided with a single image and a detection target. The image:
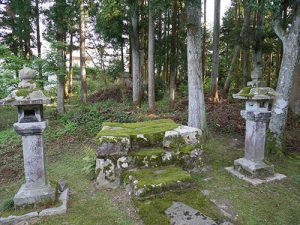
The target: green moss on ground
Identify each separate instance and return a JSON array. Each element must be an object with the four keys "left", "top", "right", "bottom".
[
  {"left": 97, "top": 119, "right": 179, "bottom": 138},
  {"left": 123, "top": 166, "right": 192, "bottom": 189},
  {"left": 134, "top": 190, "right": 225, "bottom": 225},
  {"left": 130, "top": 148, "right": 166, "bottom": 157}
]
